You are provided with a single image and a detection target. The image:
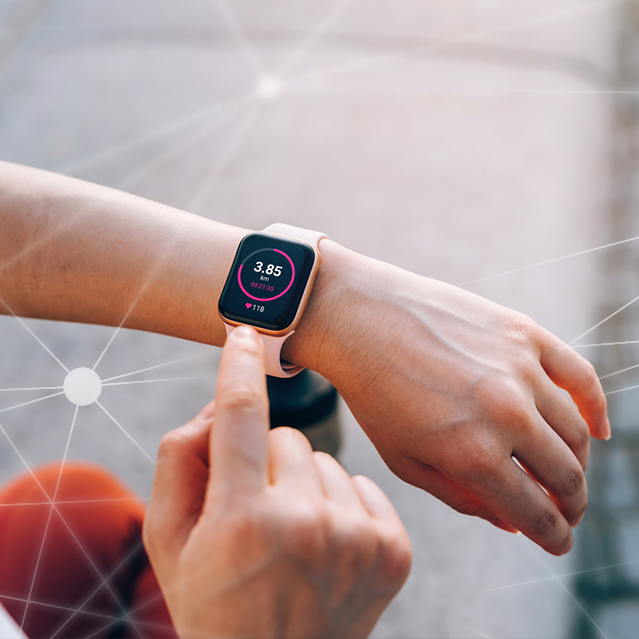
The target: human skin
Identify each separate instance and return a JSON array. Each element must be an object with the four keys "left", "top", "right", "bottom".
[
  {"left": 144, "top": 326, "right": 412, "bottom": 639},
  {"left": 0, "top": 161, "right": 609, "bottom": 555}
]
